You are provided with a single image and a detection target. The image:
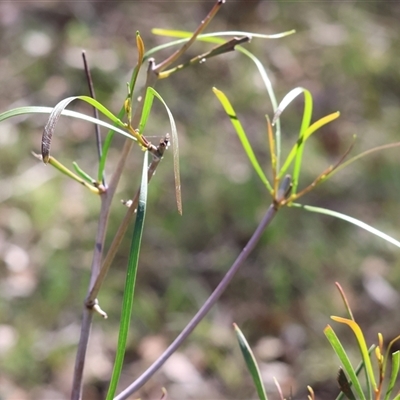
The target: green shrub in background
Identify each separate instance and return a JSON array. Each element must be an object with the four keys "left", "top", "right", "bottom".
[{"left": 0, "top": 1, "right": 399, "bottom": 399}]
